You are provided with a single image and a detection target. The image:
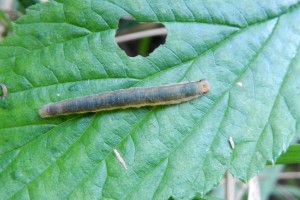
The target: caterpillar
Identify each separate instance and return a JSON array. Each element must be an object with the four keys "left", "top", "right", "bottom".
[{"left": 39, "top": 80, "right": 210, "bottom": 118}]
